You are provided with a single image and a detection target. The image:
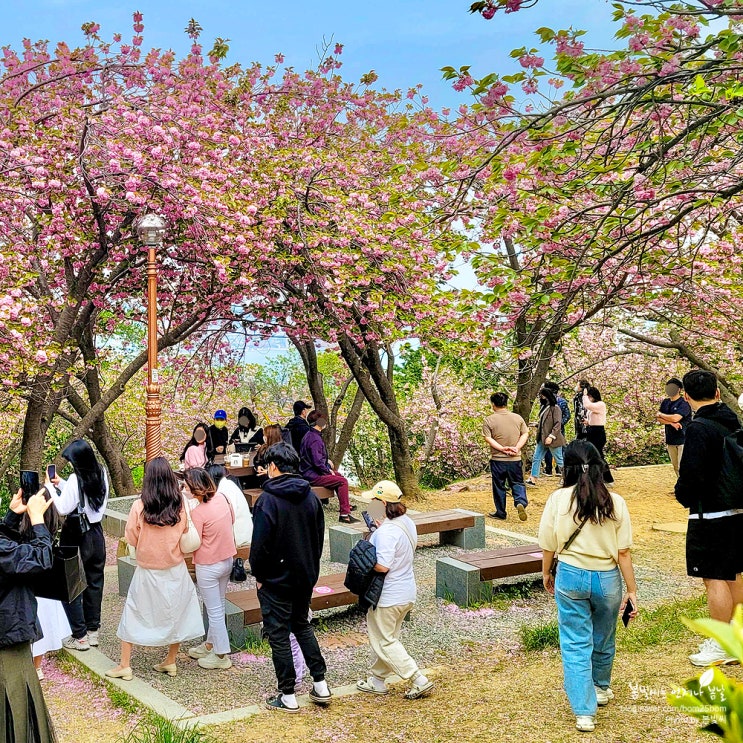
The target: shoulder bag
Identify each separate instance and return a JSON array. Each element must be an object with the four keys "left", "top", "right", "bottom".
[
  {"left": 179, "top": 499, "right": 202, "bottom": 554},
  {"left": 549, "top": 515, "right": 589, "bottom": 577}
]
